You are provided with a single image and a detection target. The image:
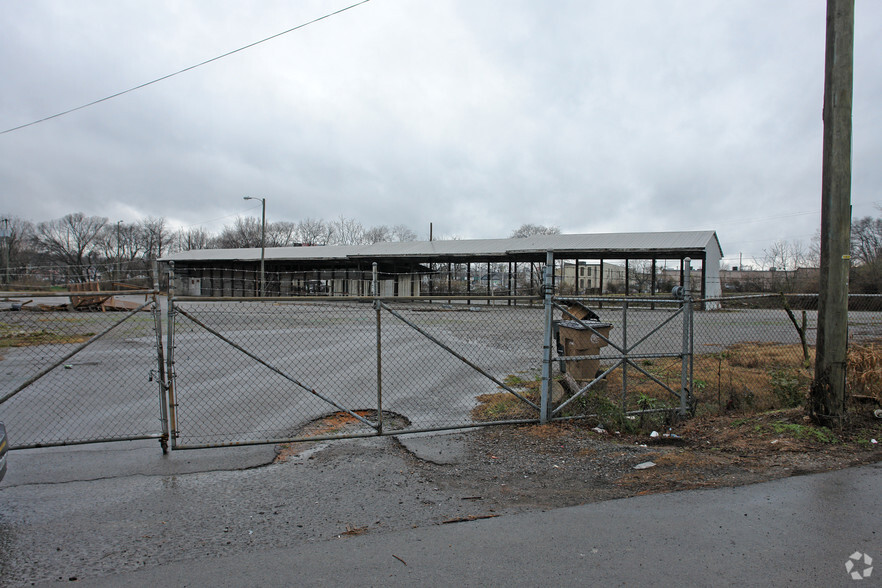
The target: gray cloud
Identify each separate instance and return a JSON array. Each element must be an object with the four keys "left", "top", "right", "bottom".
[{"left": 1, "top": 0, "right": 880, "bottom": 266}]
